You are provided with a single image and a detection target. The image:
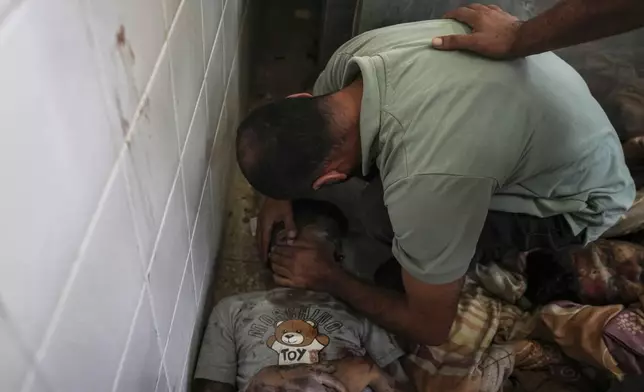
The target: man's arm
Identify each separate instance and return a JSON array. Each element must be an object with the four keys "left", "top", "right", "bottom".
[
  {"left": 331, "top": 269, "right": 462, "bottom": 347},
  {"left": 269, "top": 239, "right": 461, "bottom": 346},
  {"left": 193, "top": 380, "right": 235, "bottom": 392},
  {"left": 433, "top": 0, "right": 644, "bottom": 59}
]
